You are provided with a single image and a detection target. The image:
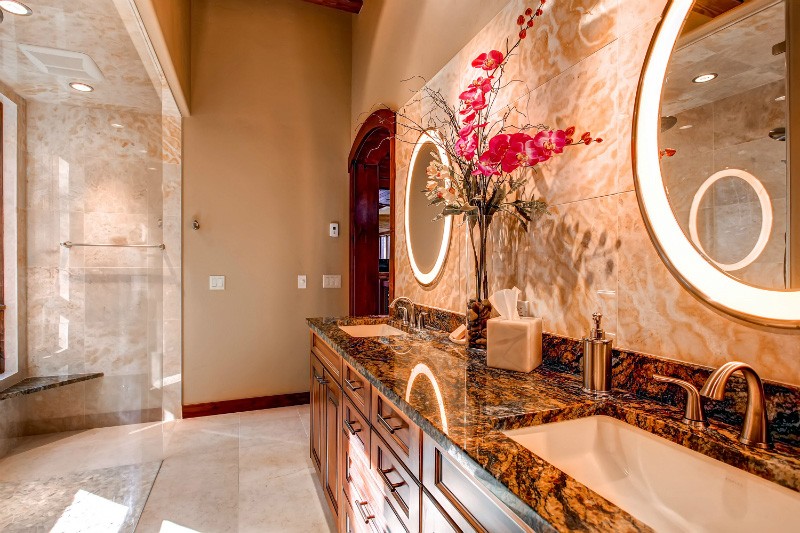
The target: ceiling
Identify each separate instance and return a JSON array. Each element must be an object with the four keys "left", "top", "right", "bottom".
[
  {"left": 0, "top": 0, "right": 162, "bottom": 113},
  {"left": 662, "top": 1, "right": 784, "bottom": 116},
  {"left": 301, "top": 0, "right": 363, "bottom": 14}
]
